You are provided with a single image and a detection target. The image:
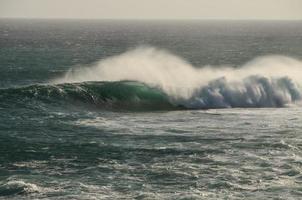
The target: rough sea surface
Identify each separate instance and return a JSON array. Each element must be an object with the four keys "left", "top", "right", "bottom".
[{"left": 1, "top": 19, "right": 302, "bottom": 199}]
